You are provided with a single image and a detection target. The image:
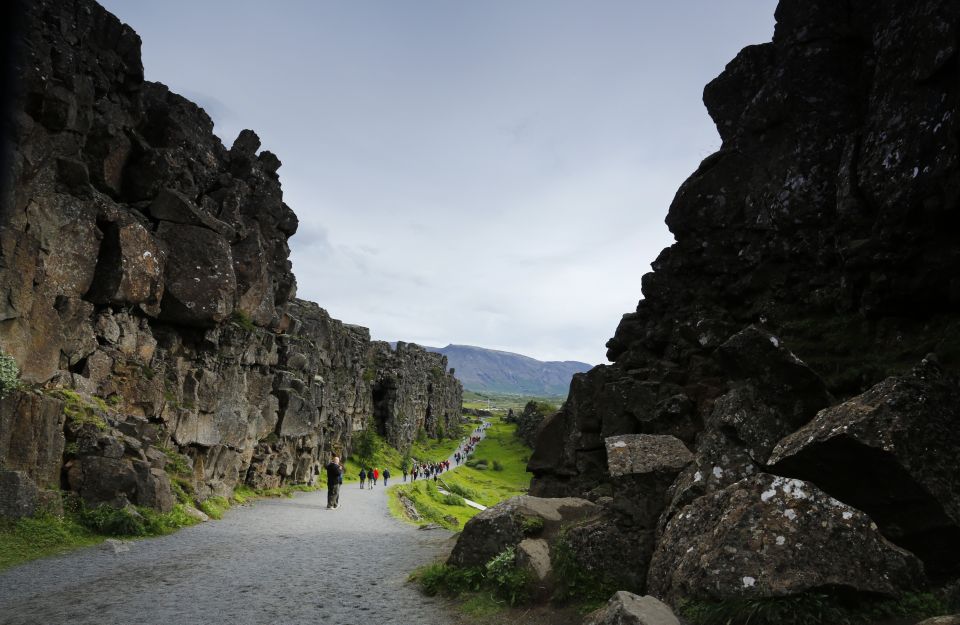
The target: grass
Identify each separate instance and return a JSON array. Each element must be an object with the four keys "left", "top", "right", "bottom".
[
  {"left": 462, "top": 390, "right": 565, "bottom": 413},
  {"left": 438, "top": 417, "right": 532, "bottom": 507},
  {"left": 388, "top": 480, "right": 477, "bottom": 530},
  {"left": 410, "top": 435, "right": 462, "bottom": 464},
  {"left": 49, "top": 388, "right": 109, "bottom": 430},
  {"left": 0, "top": 514, "right": 102, "bottom": 570},
  {"left": 411, "top": 548, "right": 531, "bottom": 607},
  {"left": 389, "top": 417, "right": 533, "bottom": 529},
  {"left": 0, "top": 480, "right": 323, "bottom": 570}
]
